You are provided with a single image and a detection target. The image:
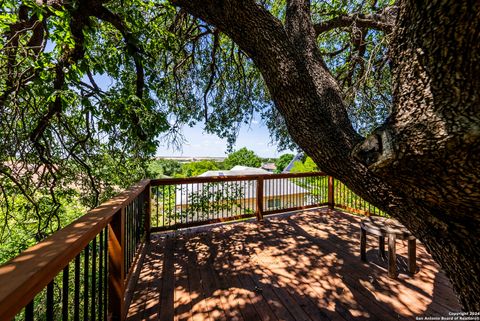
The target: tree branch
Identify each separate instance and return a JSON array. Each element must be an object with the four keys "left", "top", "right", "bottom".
[
  {"left": 314, "top": 9, "right": 396, "bottom": 36},
  {"left": 203, "top": 29, "right": 219, "bottom": 123},
  {"left": 93, "top": 6, "right": 145, "bottom": 98},
  {"left": 172, "top": 0, "right": 361, "bottom": 156},
  {"left": 93, "top": 6, "right": 148, "bottom": 140},
  {"left": 285, "top": 0, "right": 315, "bottom": 48}
]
